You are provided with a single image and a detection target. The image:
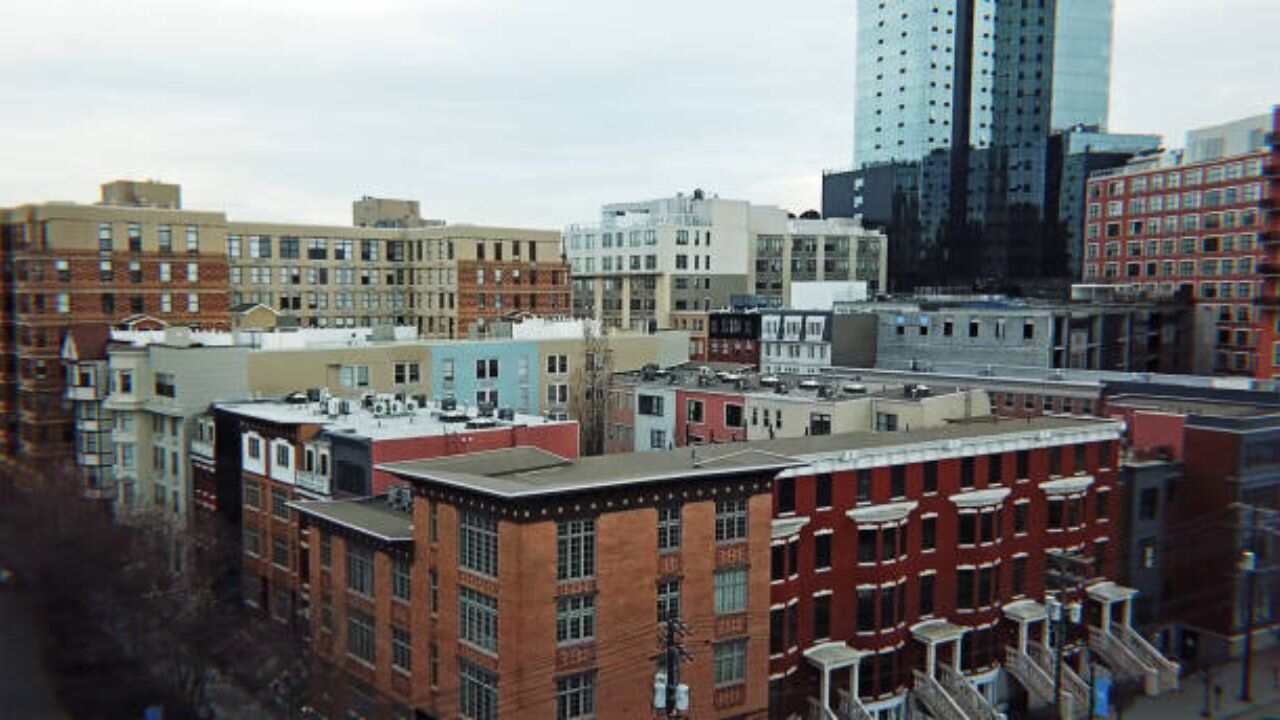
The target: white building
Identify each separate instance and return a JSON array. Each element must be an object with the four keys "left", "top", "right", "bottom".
[{"left": 565, "top": 191, "right": 887, "bottom": 331}]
